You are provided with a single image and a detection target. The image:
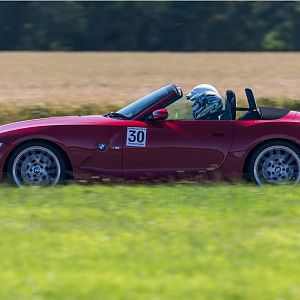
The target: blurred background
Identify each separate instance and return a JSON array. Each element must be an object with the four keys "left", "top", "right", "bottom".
[
  {"left": 1, "top": 1, "right": 300, "bottom": 123},
  {"left": 1, "top": 2, "right": 300, "bottom": 51}
]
